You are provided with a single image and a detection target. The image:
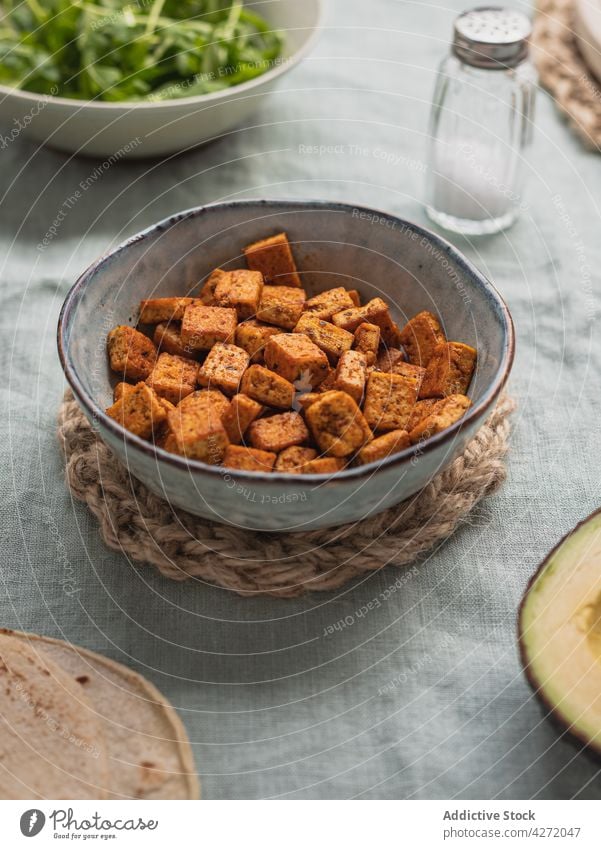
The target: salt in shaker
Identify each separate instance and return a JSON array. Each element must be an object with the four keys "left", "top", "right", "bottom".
[{"left": 424, "top": 7, "right": 537, "bottom": 235}]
